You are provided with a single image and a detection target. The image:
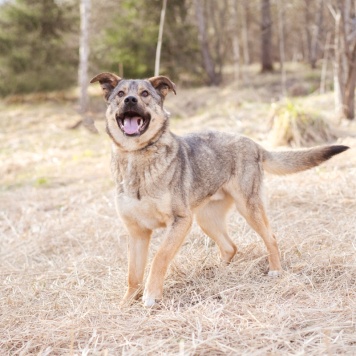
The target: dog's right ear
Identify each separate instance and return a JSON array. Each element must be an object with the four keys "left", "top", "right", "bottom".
[{"left": 90, "top": 72, "right": 122, "bottom": 101}]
